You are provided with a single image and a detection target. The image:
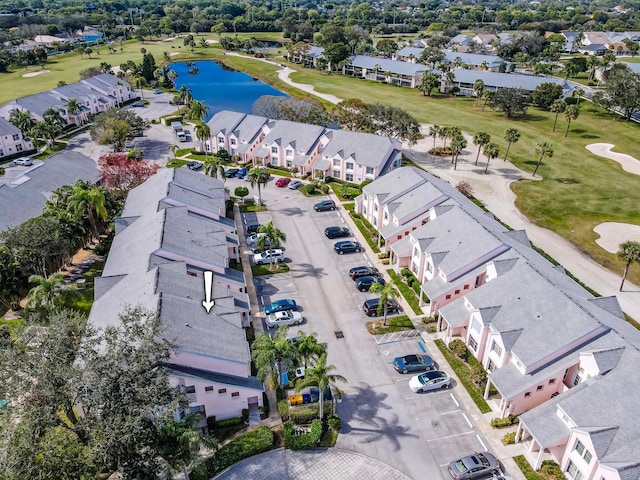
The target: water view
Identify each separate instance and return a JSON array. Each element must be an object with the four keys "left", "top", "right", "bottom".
[{"left": 171, "top": 60, "right": 287, "bottom": 121}]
